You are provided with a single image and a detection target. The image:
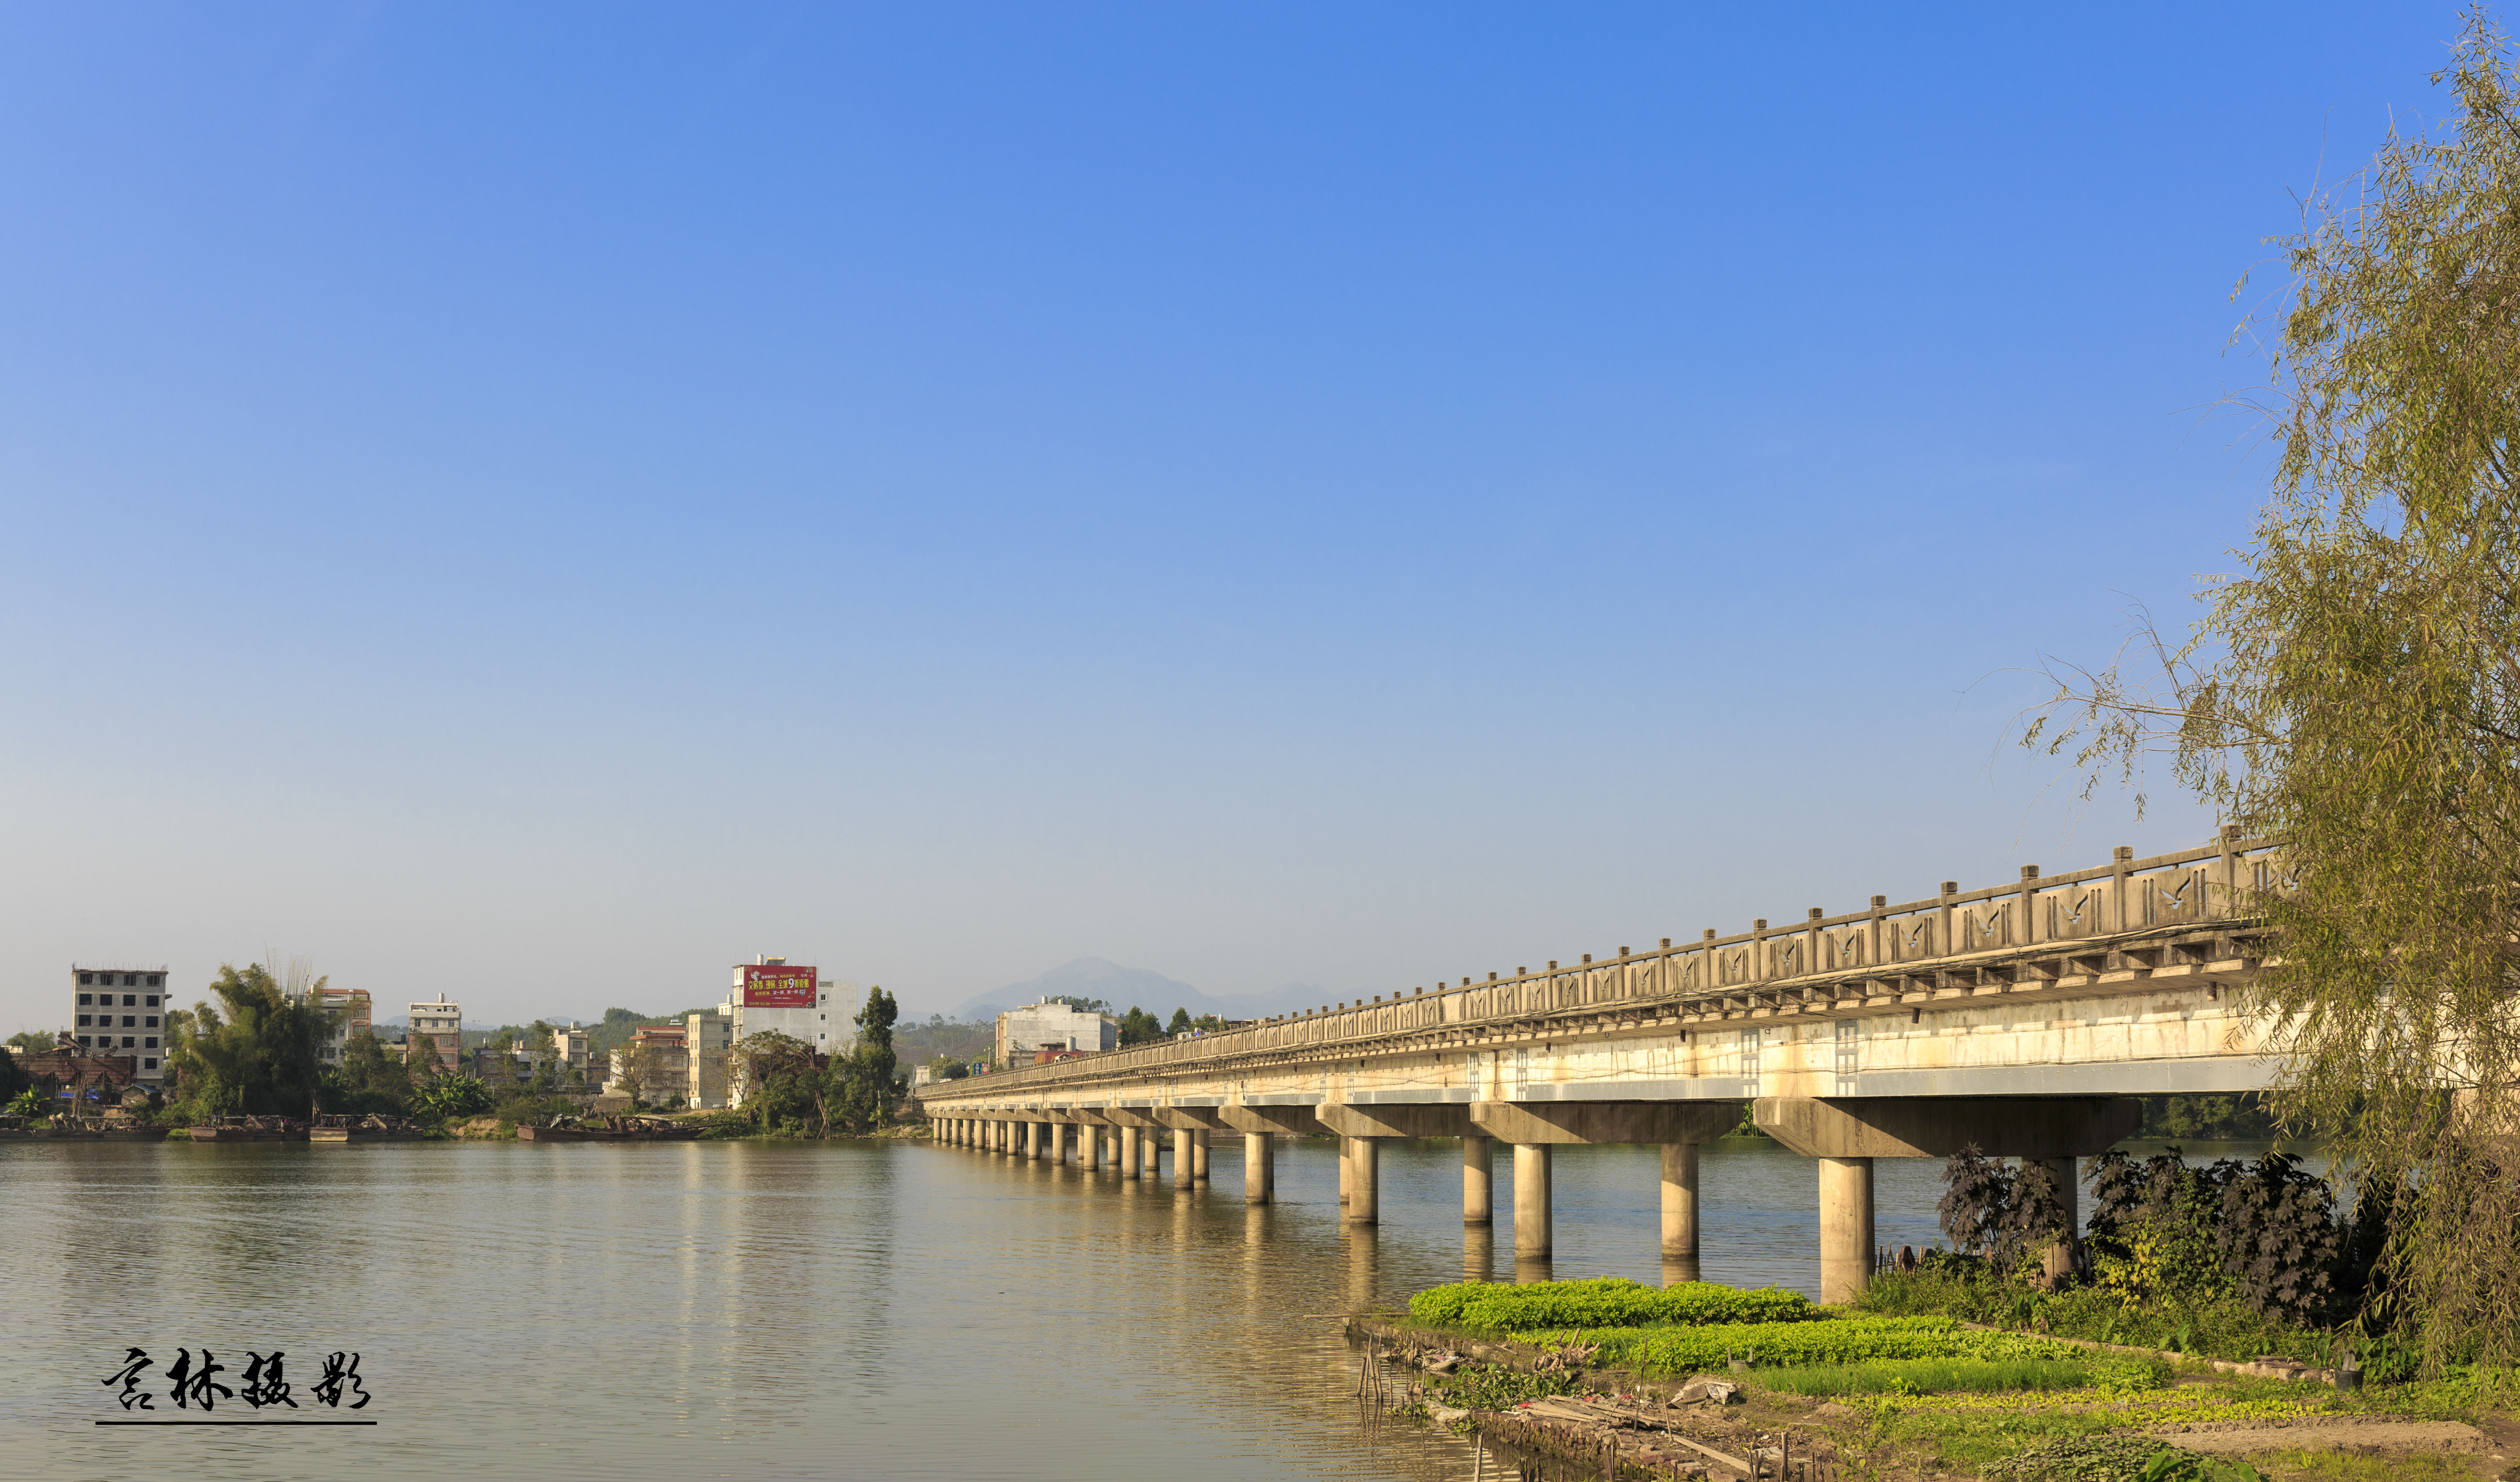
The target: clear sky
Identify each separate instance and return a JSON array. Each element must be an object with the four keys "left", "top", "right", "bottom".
[{"left": 0, "top": 3, "right": 2463, "bottom": 1031}]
